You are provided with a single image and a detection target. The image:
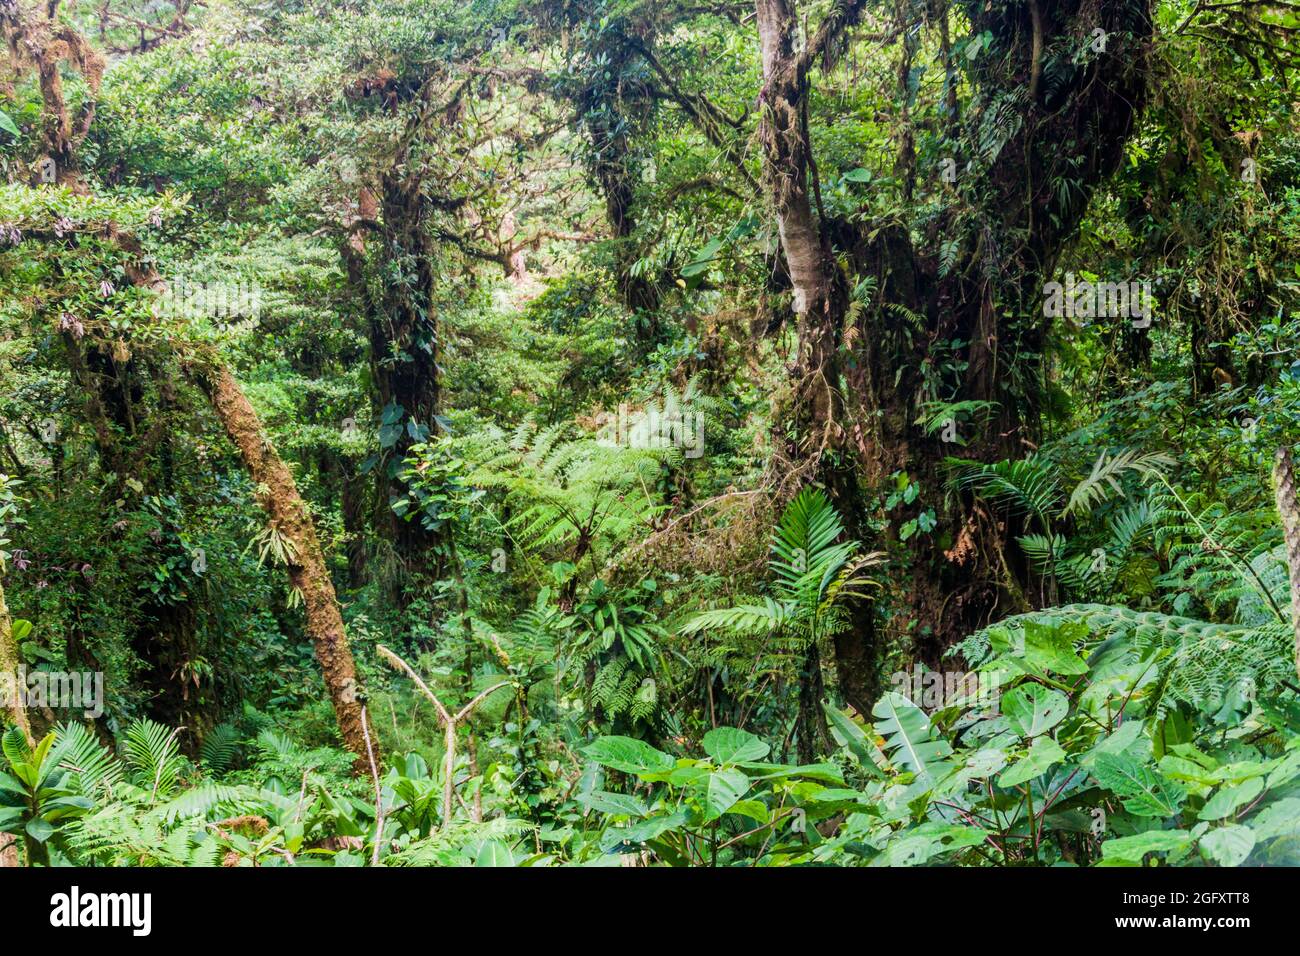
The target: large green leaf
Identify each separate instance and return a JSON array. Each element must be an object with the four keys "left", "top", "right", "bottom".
[
  {"left": 990, "top": 620, "right": 1090, "bottom": 675},
  {"left": 823, "top": 703, "right": 886, "bottom": 776},
  {"left": 1092, "top": 752, "right": 1185, "bottom": 818},
  {"left": 24, "top": 817, "right": 54, "bottom": 843},
  {"left": 701, "top": 727, "right": 769, "bottom": 764},
  {"left": 1250, "top": 798, "right": 1300, "bottom": 840},
  {"left": 584, "top": 737, "right": 675, "bottom": 776},
  {"left": 474, "top": 841, "right": 516, "bottom": 867},
  {"left": 576, "top": 790, "right": 648, "bottom": 818},
  {"left": 1001, "top": 683, "right": 1069, "bottom": 737},
  {"left": 694, "top": 769, "right": 750, "bottom": 821},
  {"left": 0, "top": 771, "right": 25, "bottom": 797},
  {"left": 869, "top": 822, "right": 988, "bottom": 866},
  {"left": 740, "top": 761, "right": 844, "bottom": 785},
  {"left": 1199, "top": 825, "right": 1255, "bottom": 867},
  {"left": 1198, "top": 778, "right": 1264, "bottom": 821},
  {"left": 872, "top": 692, "right": 953, "bottom": 782},
  {"left": 998, "top": 736, "right": 1066, "bottom": 787},
  {"left": 601, "top": 810, "right": 689, "bottom": 853},
  {"left": 1100, "top": 829, "right": 1193, "bottom": 864}
]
